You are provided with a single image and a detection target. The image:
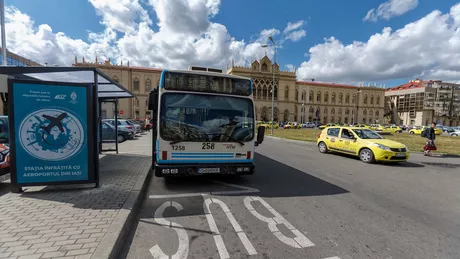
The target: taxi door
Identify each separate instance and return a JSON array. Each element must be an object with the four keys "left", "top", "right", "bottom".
[
  {"left": 324, "top": 127, "right": 340, "bottom": 151},
  {"left": 338, "top": 128, "right": 359, "bottom": 154}
]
